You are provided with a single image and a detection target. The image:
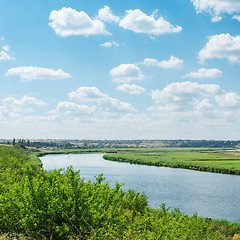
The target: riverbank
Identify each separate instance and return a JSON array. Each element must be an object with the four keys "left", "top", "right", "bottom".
[
  {"left": 33, "top": 146, "right": 240, "bottom": 175},
  {"left": 103, "top": 148, "right": 240, "bottom": 175},
  {"left": 1, "top": 145, "right": 240, "bottom": 239},
  {"left": 31, "top": 146, "right": 240, "bottom": 175}
]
